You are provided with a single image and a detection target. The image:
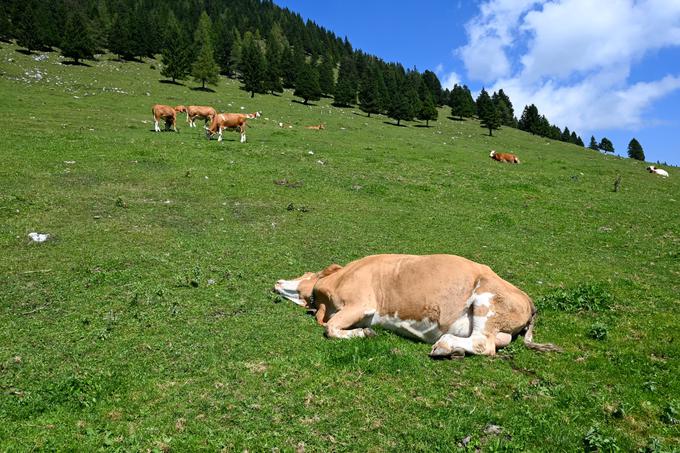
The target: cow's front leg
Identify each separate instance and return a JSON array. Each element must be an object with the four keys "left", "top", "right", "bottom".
[
  {"left": 154, "top": 119, "right": 160, "bottom": 132},
  {"left": 324, "top": 307, "right": 376, "bottom": 339},
  {"left": 218, "top": 127, "right": 223, "bottom": 142}
]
